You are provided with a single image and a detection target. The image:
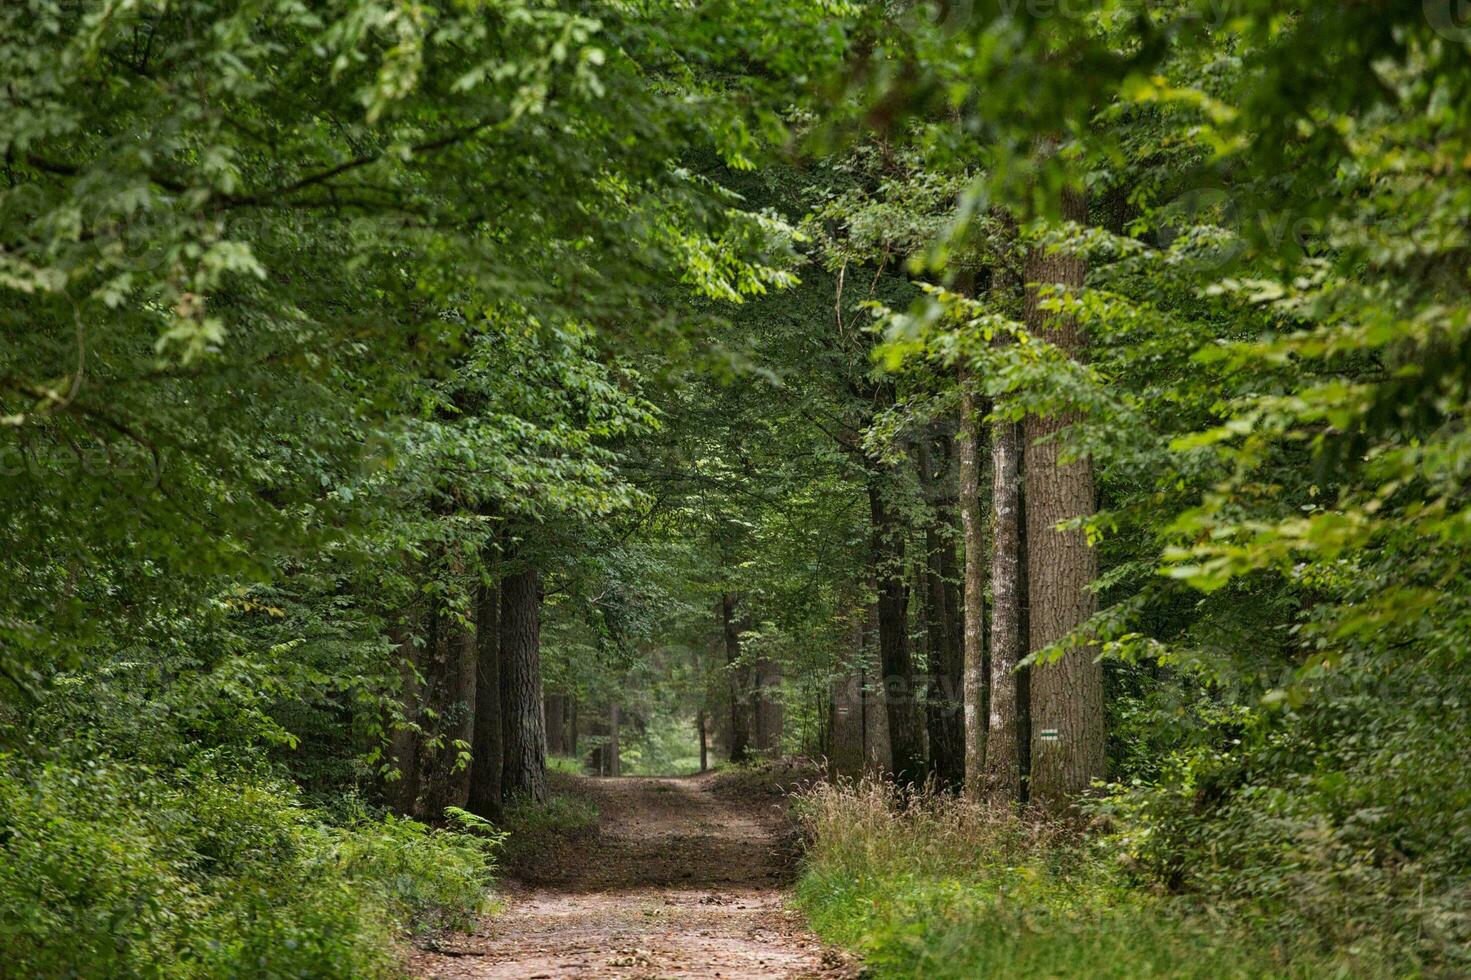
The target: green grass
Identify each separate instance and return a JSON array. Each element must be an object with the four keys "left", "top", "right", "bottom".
[
  {"left": 546, "top": 754, "right": 587, "bottom": 775},
  {"left": 793, "top": 782, "right": 1399, "bottom": 979},
  {"left": 497, "top": 778, "right": 600, "bottom": 877}
]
